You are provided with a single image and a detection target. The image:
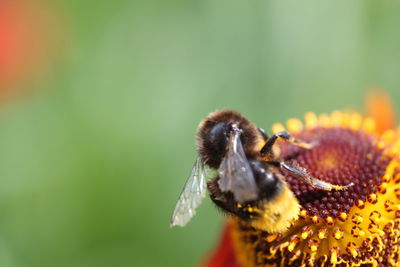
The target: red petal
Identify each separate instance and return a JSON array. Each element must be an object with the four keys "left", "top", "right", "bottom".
[{"left": 202, "top": 223, "right": 242, "bottom": 267}]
